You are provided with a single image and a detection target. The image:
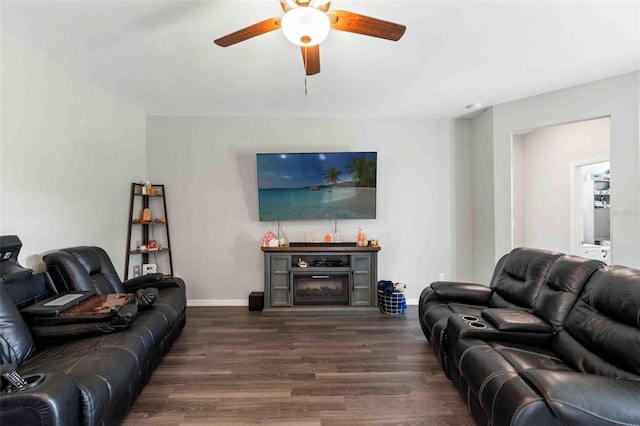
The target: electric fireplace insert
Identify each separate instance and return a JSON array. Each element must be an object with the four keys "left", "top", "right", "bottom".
[{"left": 292, "top": 272, "right": 349, "bottom": 305}]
